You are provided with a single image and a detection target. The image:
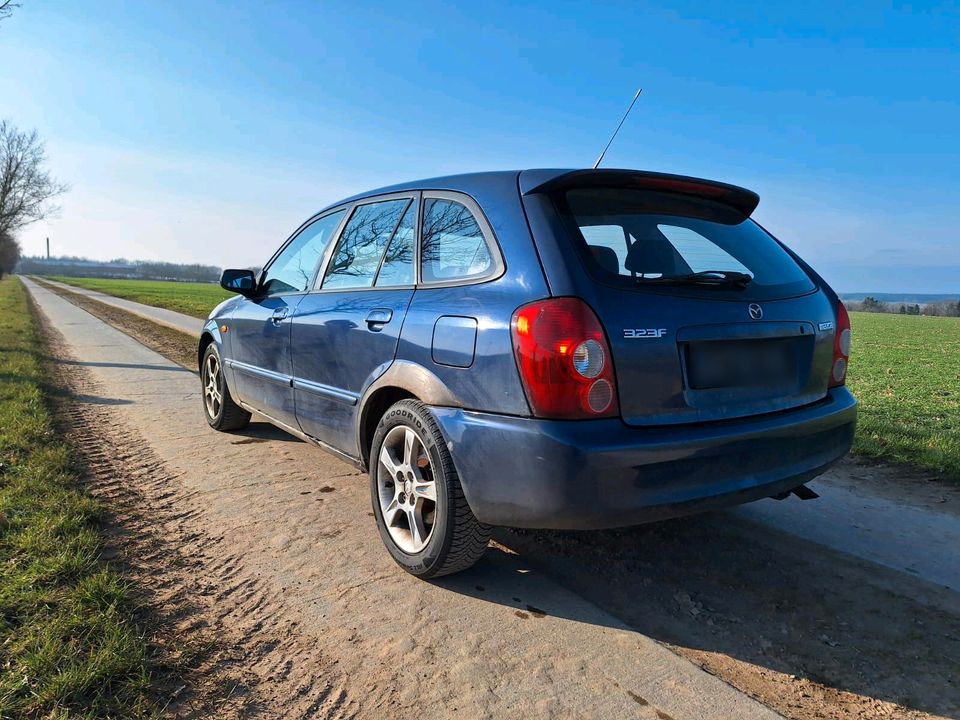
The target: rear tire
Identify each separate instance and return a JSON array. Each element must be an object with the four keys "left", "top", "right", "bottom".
[
  {"left": 370, "top": 399, "right": 491, "bottom": 578},
  {"left": 201, "top": 343, "right": 251, "bottom": 431}
]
